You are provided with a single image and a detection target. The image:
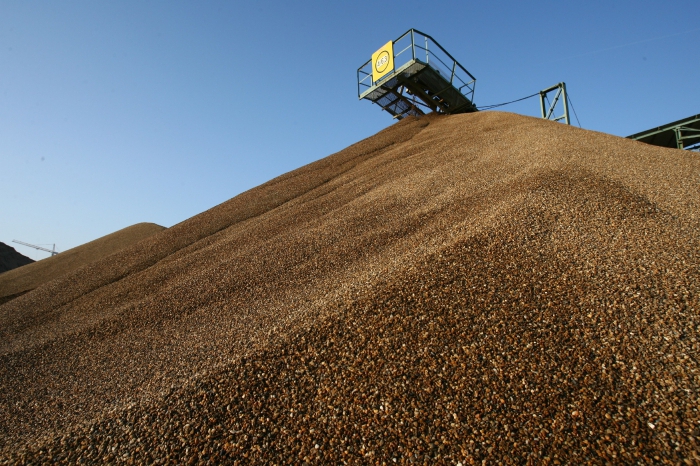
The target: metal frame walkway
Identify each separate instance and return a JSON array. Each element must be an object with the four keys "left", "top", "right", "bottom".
[{"left": 357, "top": 29, "right": 477, "bottom": 120}]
